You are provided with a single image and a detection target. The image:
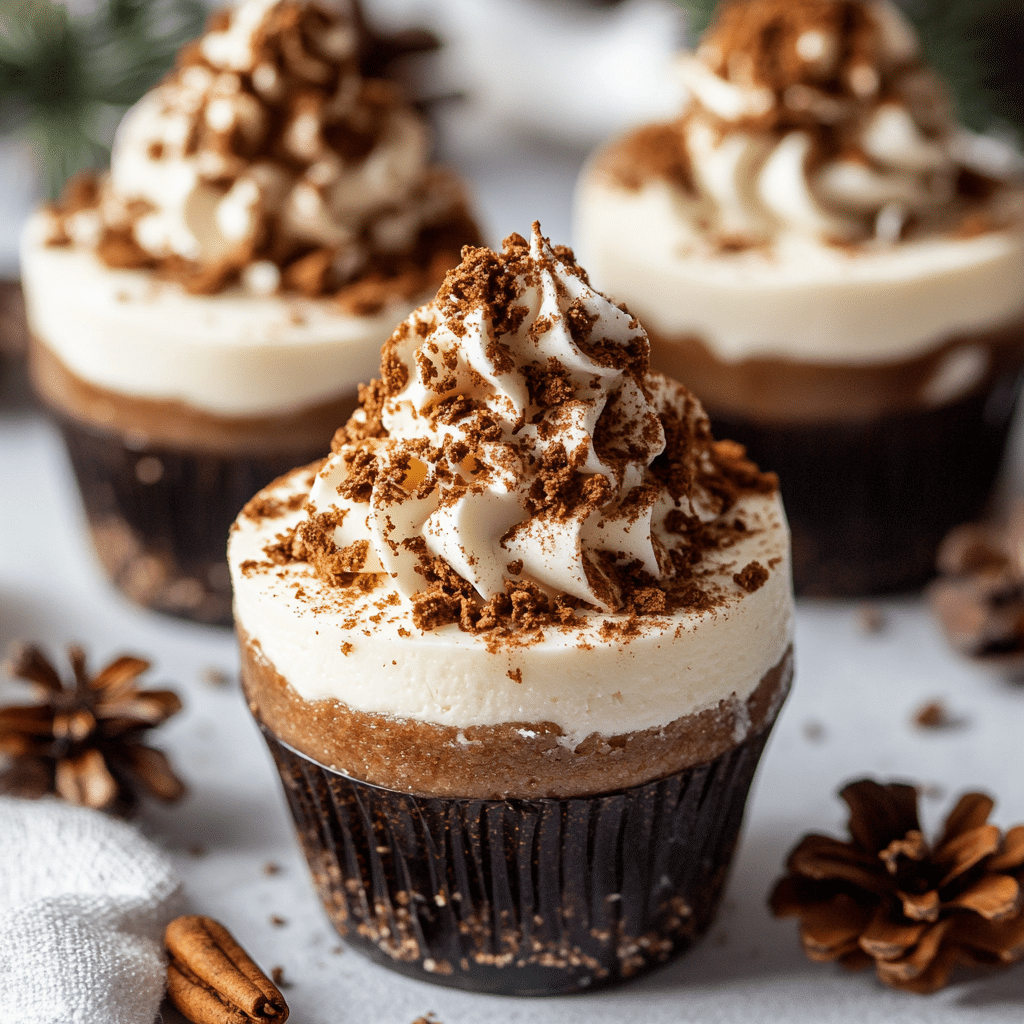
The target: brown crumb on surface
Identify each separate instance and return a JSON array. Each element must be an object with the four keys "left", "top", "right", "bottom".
[
  {"left": 263, "top": 861, "right": 281, "bottom": 875},
  {"left": 856, "top": 603, "right": 887, "bottom": 634},
  {"left": 188, "top": 845, "right": 207, "bottom": 858},
  {"left": 270, "top": 915, "right": 287, "bottom": 927},
  {"left": 803, "top": 720, "right": 826, "bottom": 743},
  {"left": 201, "top": 666, "right": 230, "bottom": 687},
  {"left": 913, "top": 699, "right": 963, "bottom": 730},
  {"left": 507, "top": 668, "right": 523, "bottom": 684},
  {"left": 242, "top": 490, "right": 307, "bottom": 523},
  {"left": 599, "top": 120, "right": 694, "bottom": 193},
  {"left": 271, "top": 966, "right": 291, "bottom": 988}
]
